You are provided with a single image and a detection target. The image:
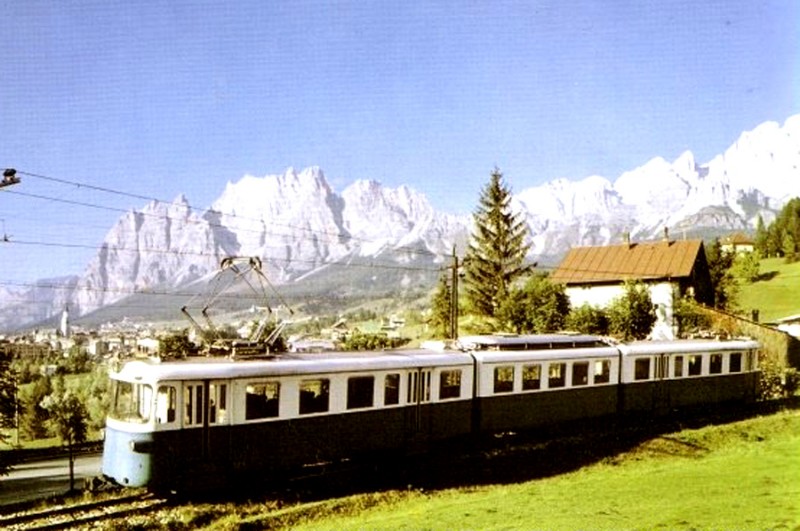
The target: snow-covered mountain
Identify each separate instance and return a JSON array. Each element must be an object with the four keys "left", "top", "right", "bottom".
[{"left": 1, "top": 115, "right": 798, "bottom": 331}]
